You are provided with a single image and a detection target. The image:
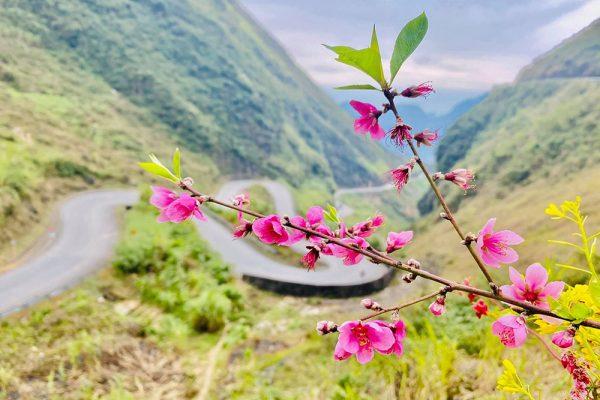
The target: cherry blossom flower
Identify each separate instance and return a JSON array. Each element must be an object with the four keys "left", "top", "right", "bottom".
[
  {"left": 552, "top": 328, "right": 575, "bottom": 349},
  {"left": 151, "top": 186, "right": 206, "bottom": 223},
  {"left": 233, "top": 216, "right": 253, "bottom": 239},
  {"left": 377, "top": 320, "right": 406, "bottom": 357},
  {"left": 429, "top": 296, "right": 446, "bottom": 316},
  {"left": 349, "top": 214, "right": 385, "bottom": 238},
  {"left": 232, "top": 193, "right": 250, "bottom": 207},
  {"left": 386, "top": 231, "right": 413, "bottom": 254},
  {"left": 472, "top": 300, "right": 488, "bottom": 319},
  {"left": 334, "top": 320, "right": 395, "bottom": 364},
  {"left": 329, "top": 237, "right": 369, "bottom": 266},
  {"left": 491, "top": 315, "right": 528, "bottom": 348},
  {"left": 285, "top": 206, "right": 328, "bottom": 245},
  {"left": 400, "top": 82, "right": 434, "bottom": 98},
  {"left": 475, "top": 218, "right": 524, "bottom": 268},
  {"left": 443, "top": 169, "right": 475, "bottom": 191},
  {"left": 390, "top": 159, "right": 416, "bottom": 192},
  {"left": 350, "top": 100, "right": 385, "bottom": 140},
  {"left": 301, "top": 246, "right": 321, "bottom": 270},
  {"left": 414, "top": 129, "right": 439, "bottom": 147},
  {"left": 389, "top": 117, "right": 412, "bottom": 146},
  {"left": 252, "top": 214, "right": 289, "bottom": 245},
  {"left": 500, "top": 264, "right": 564, "bottom": 309}
]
